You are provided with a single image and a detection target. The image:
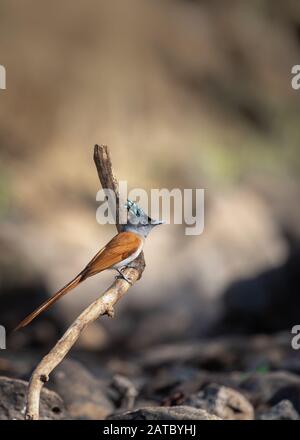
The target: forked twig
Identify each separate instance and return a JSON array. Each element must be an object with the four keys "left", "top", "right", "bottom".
[{"left": 25, "top": 145, "right": 145, "bottom": 420}]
